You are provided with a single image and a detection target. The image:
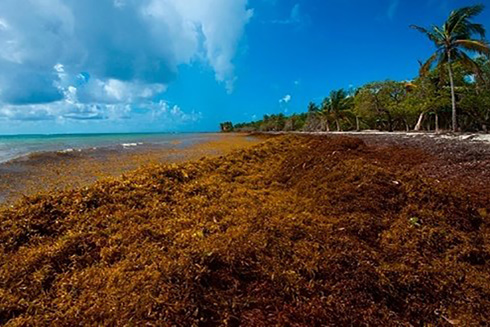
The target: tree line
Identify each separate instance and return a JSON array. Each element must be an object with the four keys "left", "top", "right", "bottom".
[{"left": 221, "top": 5, "right": 490, "bottom": 133}]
